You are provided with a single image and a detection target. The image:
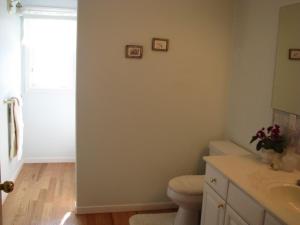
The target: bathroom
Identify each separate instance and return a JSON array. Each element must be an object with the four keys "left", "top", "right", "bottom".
[{"left": 0, "top": 0, "right": 300, "bottom": 225}]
